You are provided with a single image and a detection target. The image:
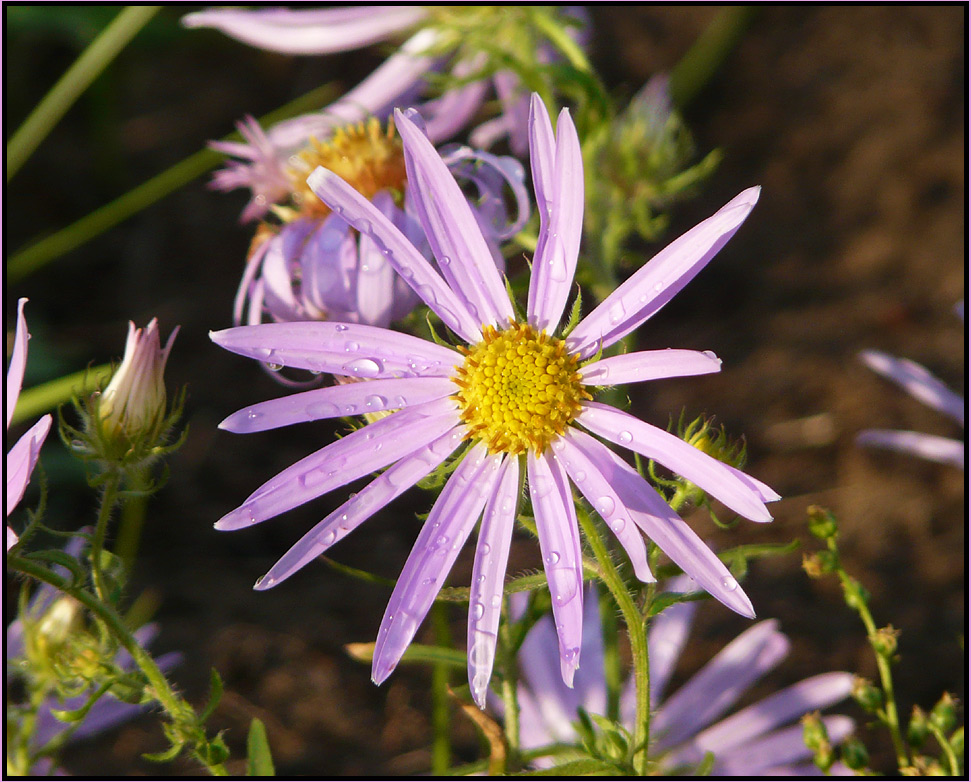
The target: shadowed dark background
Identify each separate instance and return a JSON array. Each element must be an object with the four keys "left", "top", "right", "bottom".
[{"left": 6, "top": 6, "right": 965, "bottom": 775}]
